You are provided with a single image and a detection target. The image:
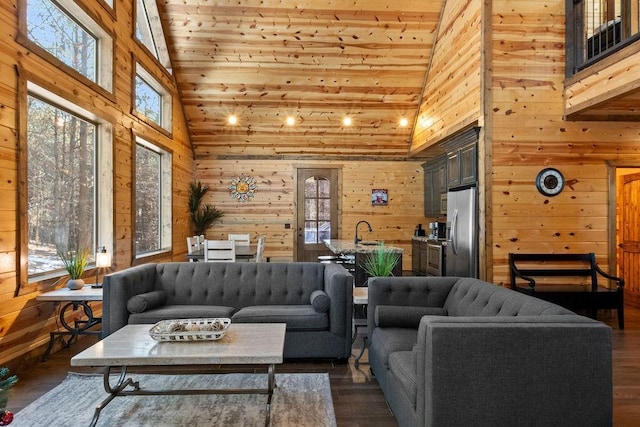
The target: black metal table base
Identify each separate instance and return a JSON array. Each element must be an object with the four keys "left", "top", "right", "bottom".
[
  {"left": 90, "top": 365, "right": 277, "bottom": 427},
  {"left": 41, "top": 301, "right": 101, "bottom": 362}
]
